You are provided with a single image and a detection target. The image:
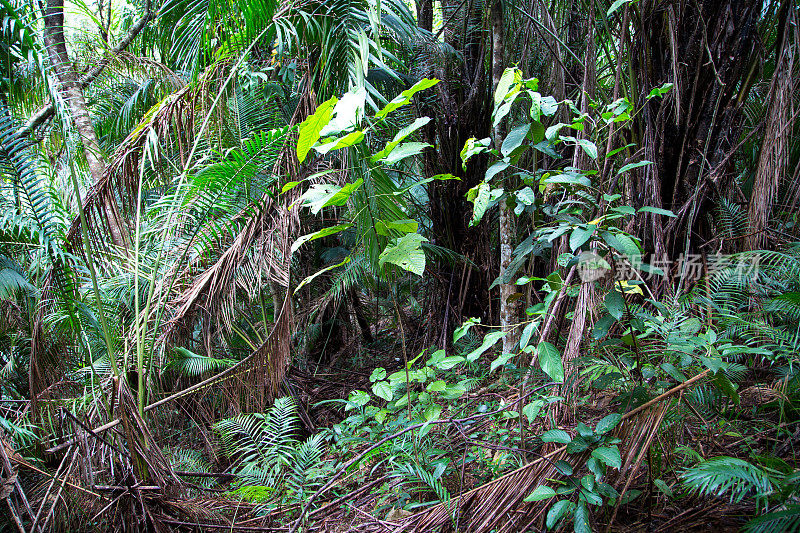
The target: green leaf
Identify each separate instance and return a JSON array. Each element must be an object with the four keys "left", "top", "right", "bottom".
[
  {"left": 595, "top": 413, "right": 622, "bottom": 435},
  {"left": 371, "top": 381, "right": 393, "bottom": 401},
  {"left": 297, "top": 97, "right": 337, "bottom": 163},
  {"left": 454, "top": 317, "right": 480, "bottom": 343},
  {"left": 494, "top": 67, "right": 518, "bottom": 105},
  {"left": 468, "top": 181, "right": 491, "bottom": 226},
  {"left": 294, "top": 256, "right": 351, "bottom": 294},
  {"left": 314, "top": 130, "right": 365, "bottom": 154},
  {"left": 424, "top": 404, "right": 442, "bottom": 421},
  {"left": 298, "top": 179, "right": 364, "bottom": 214},
  {"left": 375, "top": 219, "right": 419, "bottom": 236},
  {"left": 647, "top": 83, "right": 674, "bottom": 99},
  {"left": 639, "top": 206, "right": 677, "bottom": 217},
  {"left": 376, "top": 78, "right": 439, "bottom": 118},
  {"left": 524, "top": 485, "right": 556, "bottom": 502},
  {"left": 466, "top": 331, "right": 506, "bottom": 362},
  {"left": 320, "top": 88, "right": 365, "bottom": 136},
  {"left": 461, "top": 137, "right": 491, "bottom": 169},
  {"left": 520, "top": 321, "right": 536, "bottom": 351},
  {"left": 591, "top": 446, "right": 622, "bottom": 469},
  {"left": 574, "top": 502, "right": 591, "bottom": 533},
  {"left": 370, "top": 368, "right": 386, "bottom": 382},
  {"left": 434, "top": 356, "right": 466, "bottom": 370},
  {"left": 380, "top": 142, "right": 431, "bottom": 165},
  {"left": 347, "top": 390, "right": 370, "bottom": 409},
  {"left": 546, "top": 500, "right": 574, "bottom": 529},
  {"left": 541, "top": 429, "right": 572, "bottom": 443},
  {"left": 604, "top": 291, "right": 625, "bottom": 320},
  {"left": 522, "top": 400, "right": 543, "bottom": 423},
  {"left": 617, "top": 160, "right": 653, "bottom": 175},
  {"left": 372, "top": 117, "right": 431, "bottom": 161},
  {"left": 501, "top": 123, "right": 530, "bottom": 156},
  {"left": 654, "top": 479, "right": 674, "bottom": 498},
  {"left": 490, "top": 352, "right": 515, "bottom": 373},
  {"left": 577, "top": 139, "right": 598, "bottom": 159},
  {"left": 570, "top": 224, "right": 596, "bottom": 251},
  {"left": 291, "top": 224, "right": 353, "bottom": 255},
  {"left": 607, "top": 0, "right": 631, "bottom": 17},
  {"left": 379, "top": 233, "right": 428, "bottom": 276},
  {"left": 537, "top": 341, "right": 564, "bottom": 382},
  {"left": 427, "top": 380, "right": 447, "bottom": 392}
]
